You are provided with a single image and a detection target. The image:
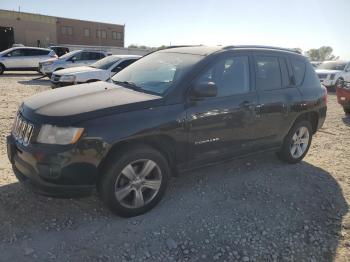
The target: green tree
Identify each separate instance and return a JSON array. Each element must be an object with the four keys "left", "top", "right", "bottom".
[{"left": 305, "top": 46, "right": 338, "bottom": 61}]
